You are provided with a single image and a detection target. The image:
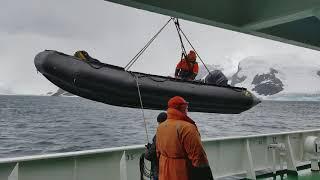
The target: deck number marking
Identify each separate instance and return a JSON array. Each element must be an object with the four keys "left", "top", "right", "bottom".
[{"left": 126, "top": 154, "right": 135, "bottom": 161}]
